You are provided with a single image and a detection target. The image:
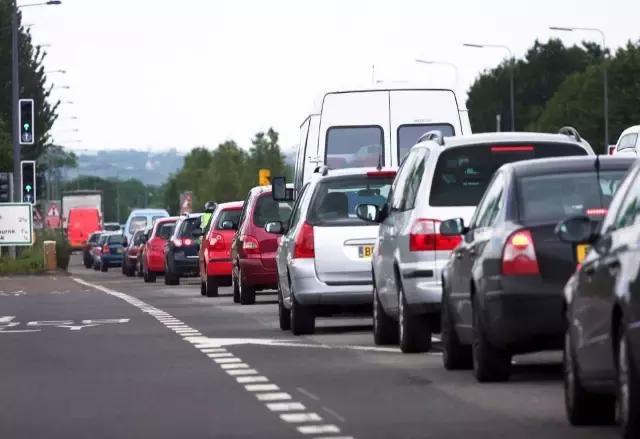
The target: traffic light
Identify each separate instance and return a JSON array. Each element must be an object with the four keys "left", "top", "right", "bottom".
[
  {"left": 0, "top": 172, "right": 11, "bottom": 203},
  {"left": 19, "top": 98, "right": 35, "bottom": 145},
  {"left": 20, "top": 160, "right": 36, "bottom": 204},
  {"left": 258, "top": 168, "right": 271, "bottom": 186}
]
